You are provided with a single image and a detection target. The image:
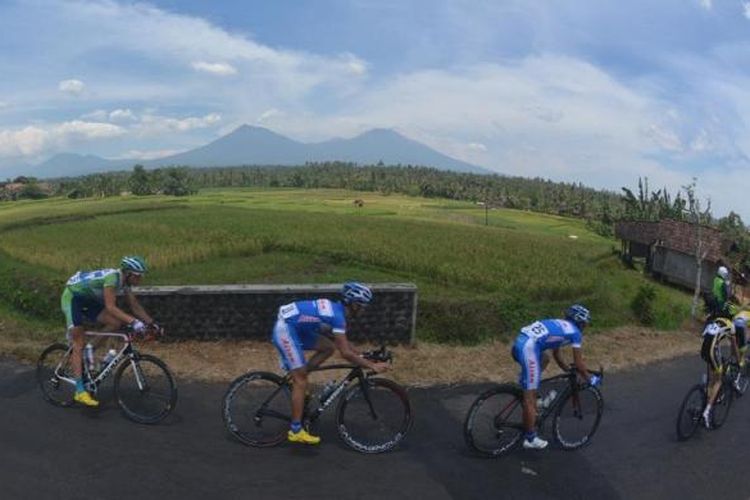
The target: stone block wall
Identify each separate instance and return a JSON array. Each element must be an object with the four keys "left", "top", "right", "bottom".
[{"left": 125, "top": 283, "right": 418, "bottom": 344}]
